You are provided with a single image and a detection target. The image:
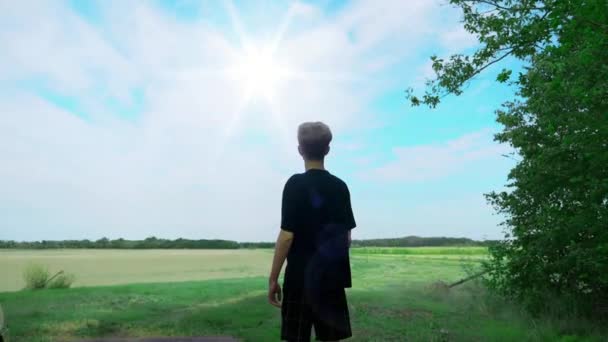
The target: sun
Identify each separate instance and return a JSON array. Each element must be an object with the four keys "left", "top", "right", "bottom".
[{"left": 229, "top": 45, "right": 290, "bottom": 103}]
